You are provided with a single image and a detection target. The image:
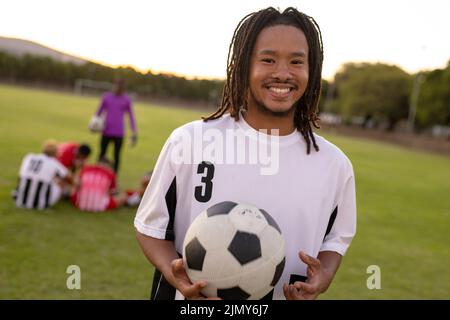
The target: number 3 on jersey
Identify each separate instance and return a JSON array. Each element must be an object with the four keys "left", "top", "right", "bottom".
[{"left": 195, "top": 161, "right": 214, "bottom": 202}]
